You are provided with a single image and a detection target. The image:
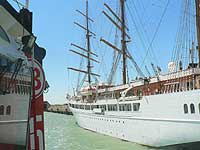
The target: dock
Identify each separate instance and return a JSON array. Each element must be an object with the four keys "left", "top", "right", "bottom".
[{"left": 44, "top": 102, "right": 72, "bottom": 115}]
